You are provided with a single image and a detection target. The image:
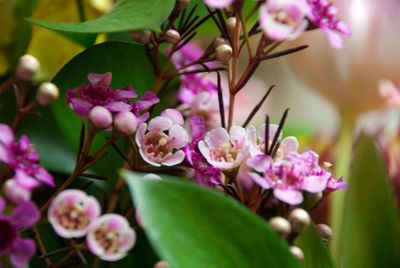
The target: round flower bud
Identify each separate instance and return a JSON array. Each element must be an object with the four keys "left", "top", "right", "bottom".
[
  {"left": 165, "top": 29, "right": 180, "bottom": 44},
  {"left": 316, "top": 223, "right": 333, "bottom": 244},
  {"left": 15, "top": 54, "right": 40, "bottom": 81},
  {"left": 289, "top": 246, "right": 304, "bottom": 262},
  {"left": 154, "top": 261, "right": 169, "bottom": 268},
  {"left": 213, "top": 37, "right": 227, "bottom": 49},
  {"left": 3, "top": 179, "right": 31, "bottom": 204},
  {"left": 226, "top": 17, "right": 237, "bottom": 34},
  {"left": 131, "top": 30, "right": 152, "bottom": 44},
  {"left": 36, "top": 82, "right": 60, "bottom": 106},
  {"left": 288, "top": 208, "right": 311, "bottom": 233},
  {"left": 89, "top": 106, "right": 113, "bottom": 129},
  {"left": 269, "top": 216, "right": 291, "bottom": 238},
  {"left": 114, "top": 111, "right": 138, "bottom": 136},
  {"left": 175, "top": 0, "right": 190, "bottom": 12},
  {"left": 215, "top": 44, "right": 232, "bottom": 62}
]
